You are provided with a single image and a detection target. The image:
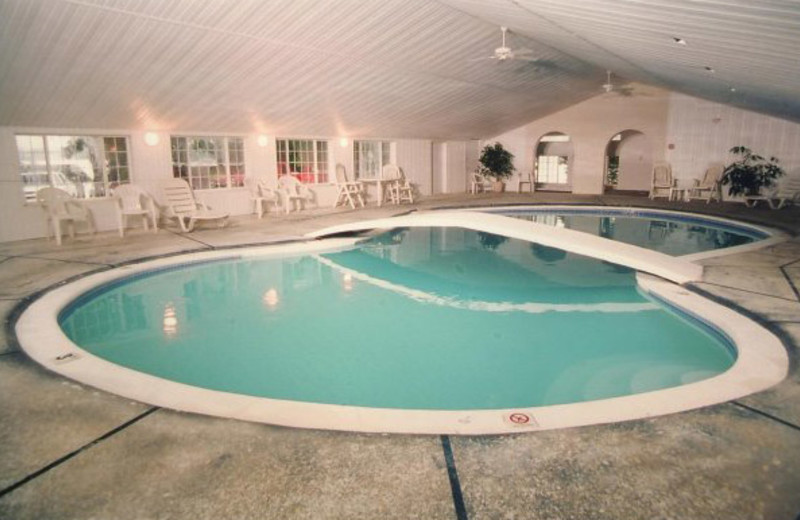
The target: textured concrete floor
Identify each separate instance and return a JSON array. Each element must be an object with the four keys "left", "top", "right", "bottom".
[{"left": 1, "top": 193, "right": 800, "bottom": 519}]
